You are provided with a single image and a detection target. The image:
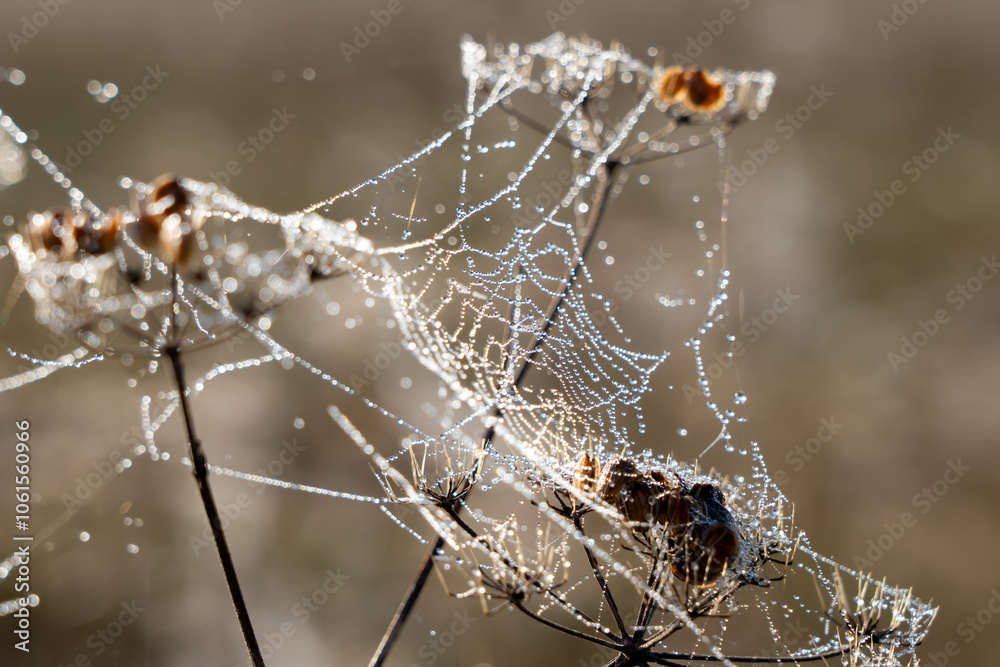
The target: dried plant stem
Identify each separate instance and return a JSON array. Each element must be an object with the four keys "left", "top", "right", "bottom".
[
  {"left": 366, "top": 535, "right": 442, "bottom": 667},
  {"left": 166, "top": 345, "right": 265, "bottom": 667},
  {"left": 166, "top": 271, "right": 265, "bottom": 667},
  {"left": 575, "top": 516, "right": 629, "bottom": 637},
  {"left": 369, "top": 159, "right": 619, "bottom": 667}
]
